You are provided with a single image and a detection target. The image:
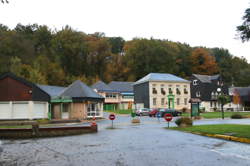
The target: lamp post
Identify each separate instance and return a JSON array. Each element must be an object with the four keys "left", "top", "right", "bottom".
[{"left": 217, "top": 88, "right": 224, "bottom": 119}]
